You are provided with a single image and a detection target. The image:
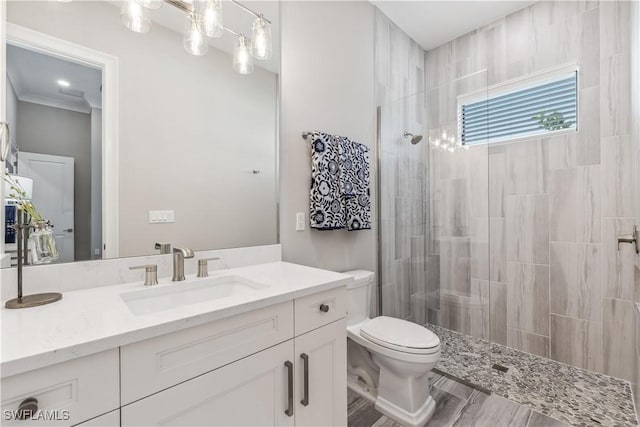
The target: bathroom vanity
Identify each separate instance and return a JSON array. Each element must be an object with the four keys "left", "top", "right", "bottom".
[{"left": 1, "top": 262, "right": 350, "bottom": 426}]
